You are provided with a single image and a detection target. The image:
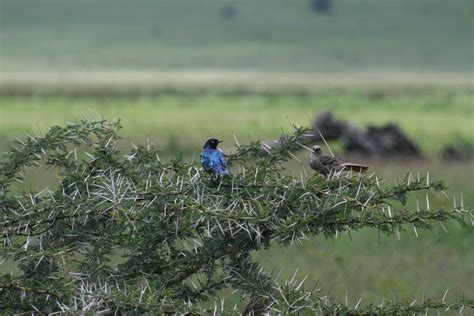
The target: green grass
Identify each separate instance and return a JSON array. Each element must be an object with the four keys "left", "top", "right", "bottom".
[
  {"left": 1, "top": 0, "right": 473, "bottom": 307},
  {"left": 1, "top": 86, "right": 472, "bottom": 155},
  {"left": 255, "top": 222, "right": 474, "bottom": 305},
  {"left": 254, "top": 159, "right": 474, "bottom": 305},
  {"left": 1, "top": 86, "right": 473, "bottom": 307},
  {"left": 1, "top": 0, "right": 472, "bottom": 73}
]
